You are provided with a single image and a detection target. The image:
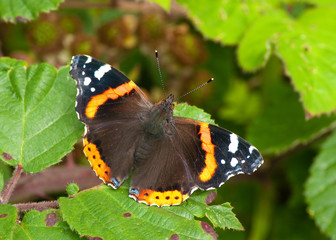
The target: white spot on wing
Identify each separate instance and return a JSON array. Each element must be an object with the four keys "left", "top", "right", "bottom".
[
  {"left": 84, "top": 77, "right": 91, "bottom": 86},
  {"left": 249, "top": 146, "right": 256, "bottom": 154},
  {"left": 227, "top": 174, "right": 234, "bottom": 180},
  {"left": 228, "top": 133, "right": 239, "bottom": 153},
  {"left": 138, "top": 200, "right": 148, "bottom": 205},
  {"left": 230, "top": 157, "right": 238, "bottom": 167},
  {"left": 221, "top": 159, "right": 226, "bottom": 165},
  {"left": 190, "top": 187, "right": 198, "bottom": 194},
  {"left": 85, "top": 56, "right": 92, "bottom": 64},
  {"left": 94, "top": 64, "right": 111, "bottom": 80},
  {"left": 107, "top": 182, "right": 117, "bottom": 189},
  {"left": 91, "top": 87, "right": 95, "bottom": 92},
  {"left": 129, "top": 195, "right": 137, "bottom": 201}
]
